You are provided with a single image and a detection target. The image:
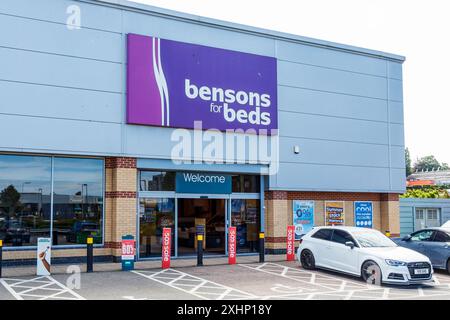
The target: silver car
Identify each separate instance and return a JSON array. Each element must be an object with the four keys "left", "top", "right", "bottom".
[{"left": 393, "top": 227, "right": 450, "bottom": 273}]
